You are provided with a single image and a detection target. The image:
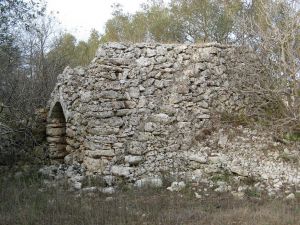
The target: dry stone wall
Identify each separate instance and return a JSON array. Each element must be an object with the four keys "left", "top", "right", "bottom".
[{"left": 47, "top": 42, "right": 281, "bottom": 182}]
